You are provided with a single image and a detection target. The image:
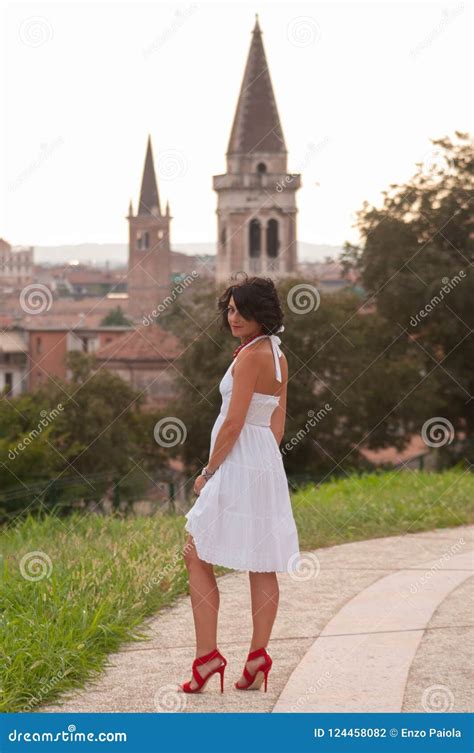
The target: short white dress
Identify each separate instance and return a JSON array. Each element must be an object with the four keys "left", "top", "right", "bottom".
[{"left": 185, "top": 332, "right": 301, "bottom": 573}]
